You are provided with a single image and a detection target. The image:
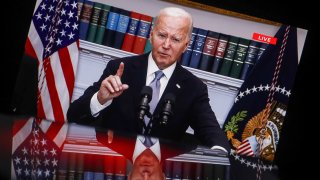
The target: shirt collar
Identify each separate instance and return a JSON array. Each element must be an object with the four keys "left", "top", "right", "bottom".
[
  {"left": 147, "top": 53, "right": 176, "bottom": 80},
  {"left": 132, "top": 135, "right": 161, "bottom": 163}
]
